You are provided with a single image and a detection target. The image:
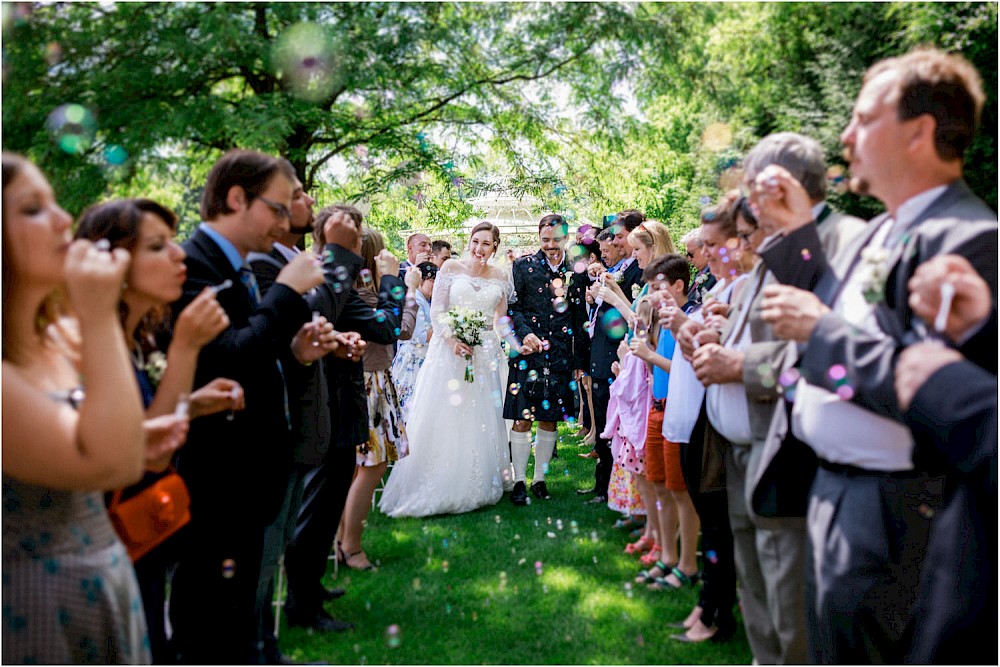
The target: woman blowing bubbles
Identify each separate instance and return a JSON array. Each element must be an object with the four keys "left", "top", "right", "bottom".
[{"left": 2, "top": 153, "right": 150, "bottom": 663}]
